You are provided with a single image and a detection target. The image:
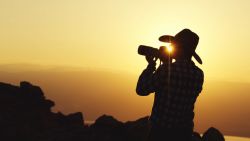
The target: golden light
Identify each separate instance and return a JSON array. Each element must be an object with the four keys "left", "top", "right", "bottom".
[
  {"left": 163, "top": 43, "right": 173, "bottom": 53},
  {"left": 167, "top": 45, "right": 173, "bottom": 53}
]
